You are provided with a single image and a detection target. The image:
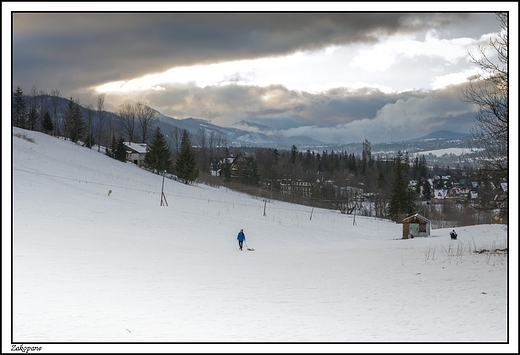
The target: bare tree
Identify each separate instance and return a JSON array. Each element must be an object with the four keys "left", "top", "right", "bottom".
[
  {"left": 28, "top": 86, "right": 38, "bottom": 130},
  {"left": 84, "top": 104, "right": 94, "bottom": 148},
  {"left": 96, "top": 94, "right": 106, "bottom": 152},
  {"left": 212, "top": 132, "right": 227, "bottom": 158},
  {"left": 135, "top": 101, "right": 156, "bottom": 143},
  {"left": 333, "top": 187, "right": 363, "bottom": 215},
  {"left": 37, "top": 89, "right": 47, "bottom": 131},
  {"left": 197, "top": 128, "right": 208, "bottom": 172},
  {"left": 170, "top": 126, "right": 182, "bottom": 155},
  {"left": 51, "top": 89, "right": 61, "bottom": 136},
  {"left": 118, "top": 102, "right": 136, "bottom": 142},
  {"left": 462, "top": 12, "right": 508, "bottom": 218},
  {"left": 208, "top": 131, "right": 216, "bottom": 159}
]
